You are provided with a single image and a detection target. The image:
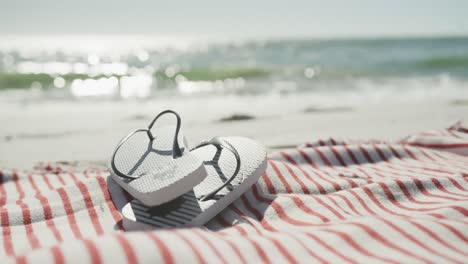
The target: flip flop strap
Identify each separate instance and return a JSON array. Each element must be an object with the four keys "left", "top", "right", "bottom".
[
  {"left": 148, "top": 110, "right": 183, "bottom": 158},
  {"left": 192, "top": 137, "right": 241, "bottom": 201},
  {"left": 111, "top": 110, "right": 183, "bottom": 180}
]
